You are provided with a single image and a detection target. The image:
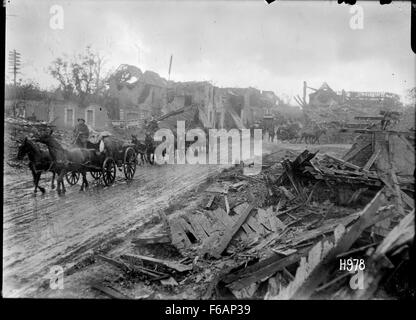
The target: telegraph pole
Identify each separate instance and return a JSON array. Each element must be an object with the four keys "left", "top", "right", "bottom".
[
  {"left": 8, "top": 50, "right": 21, "bottom": 87},
  {"left": 8, "top": 50, "right": 22, "bottom": 117}
]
